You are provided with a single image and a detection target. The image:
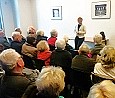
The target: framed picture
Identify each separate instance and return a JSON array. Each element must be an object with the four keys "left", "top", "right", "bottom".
[
  {"left": 51, "top": 6, "right": 62, "bottom": 20},
  {"left": 91, "top": 0, "right": 111, "bottom": 19}
]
